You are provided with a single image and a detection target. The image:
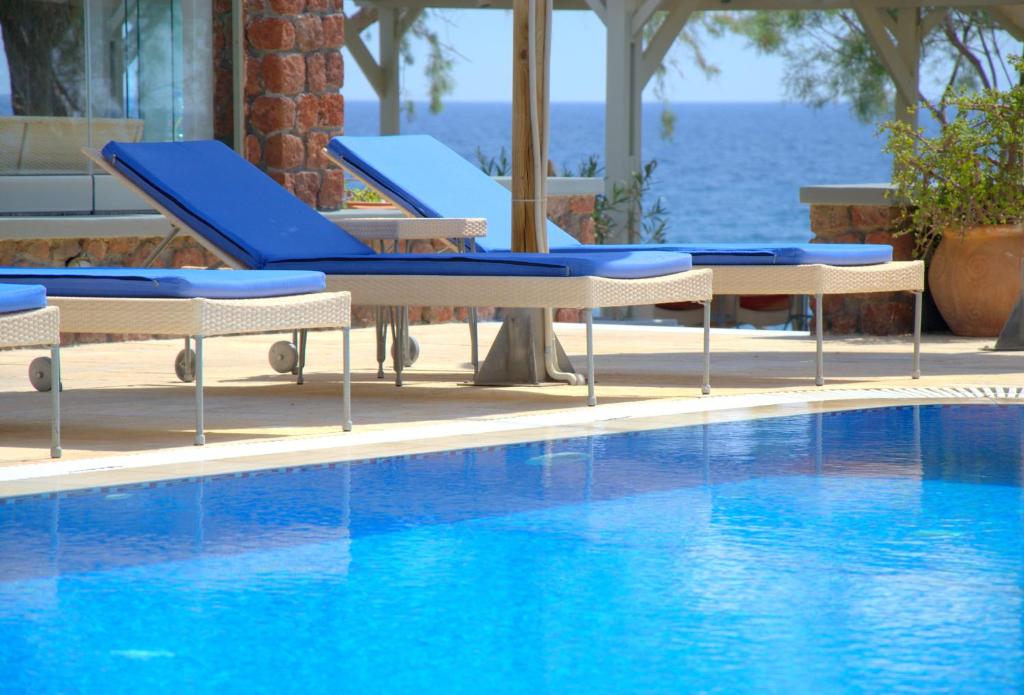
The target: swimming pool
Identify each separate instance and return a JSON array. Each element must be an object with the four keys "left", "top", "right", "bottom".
[{"left": 2, "top": 404, "right": 1022, "bottom": 692}]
